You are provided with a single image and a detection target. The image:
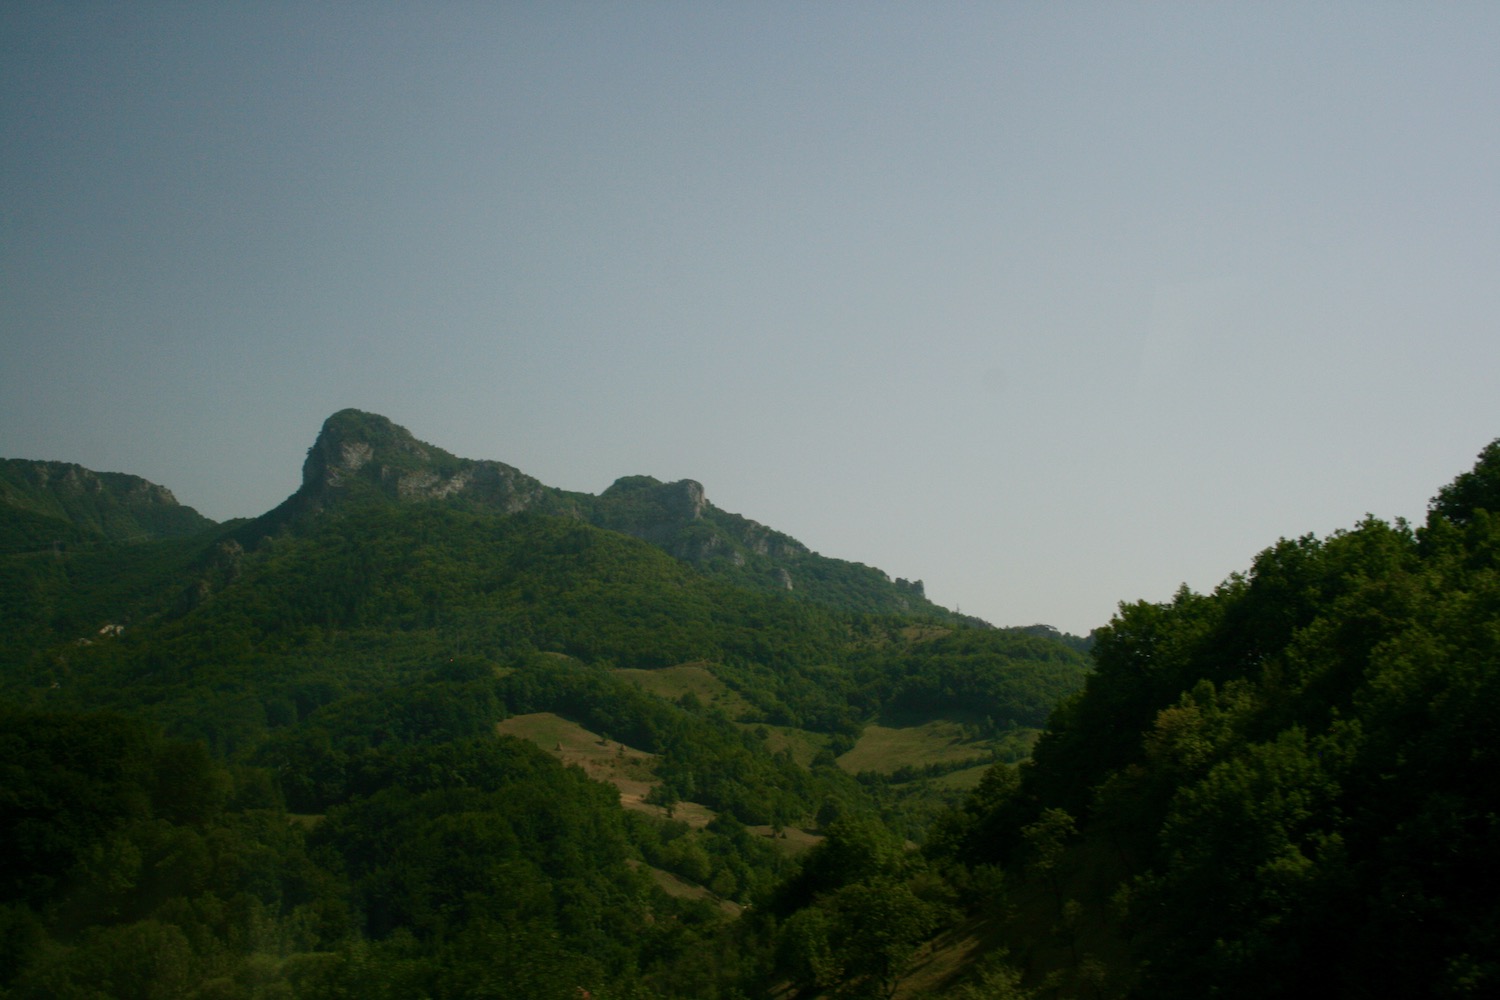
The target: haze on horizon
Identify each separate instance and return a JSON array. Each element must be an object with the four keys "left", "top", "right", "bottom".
[{"left": 4, "top": 3, "right": 1500, "bottom": 636}]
